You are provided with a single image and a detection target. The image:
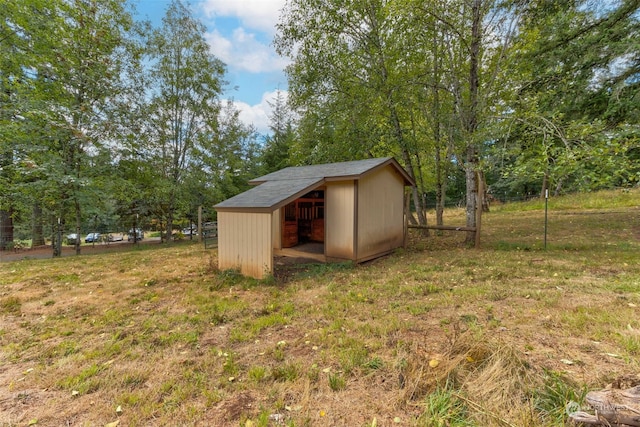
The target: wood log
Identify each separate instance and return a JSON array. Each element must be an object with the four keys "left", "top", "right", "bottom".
[{"left": 570, "top": 385, "right": 640, "bottom": 426}]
